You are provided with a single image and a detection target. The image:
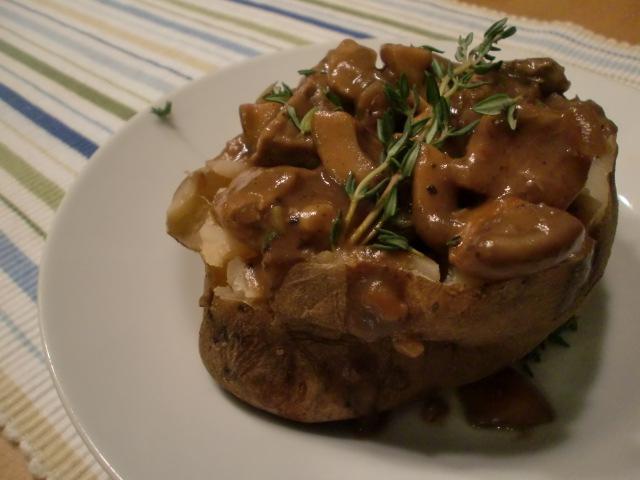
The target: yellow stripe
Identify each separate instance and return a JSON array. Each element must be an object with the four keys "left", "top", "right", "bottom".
[
  {"left": 0, "top": 24, "right": 152, "bottom": 104},
  {"left": 64, "top": 460, "right": 93, "bottom": 480},
  {"left": 42, "top": 0, "right": 215, "bottom": 73},
  {"left": 0, "top": 371, "right": 100, "bottom": 480},
  {"left": 1, "top": 118, "right": 80, "bottom": 177},
  {"left": 61, "top": 453, "right": 91, "bottom": 478}
]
